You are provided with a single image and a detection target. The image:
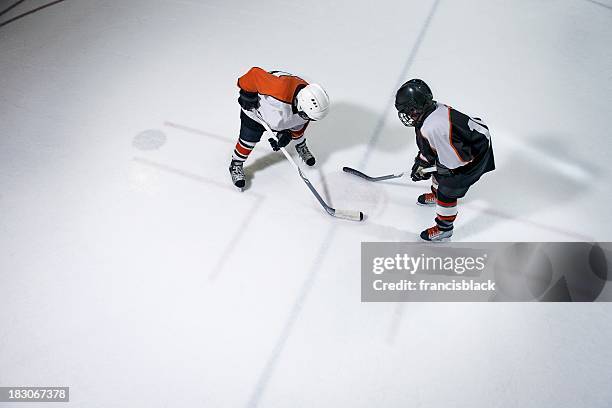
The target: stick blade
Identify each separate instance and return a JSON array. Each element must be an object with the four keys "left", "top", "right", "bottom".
[
  {"left": 333, "top": 209, "right": 364, "bottom": 221},
  {"left": 342, "top": 166, "right": 372, "bottom": 180},
  {"left": 343, "top": 166, "right": 404, "bottom": 182}
]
